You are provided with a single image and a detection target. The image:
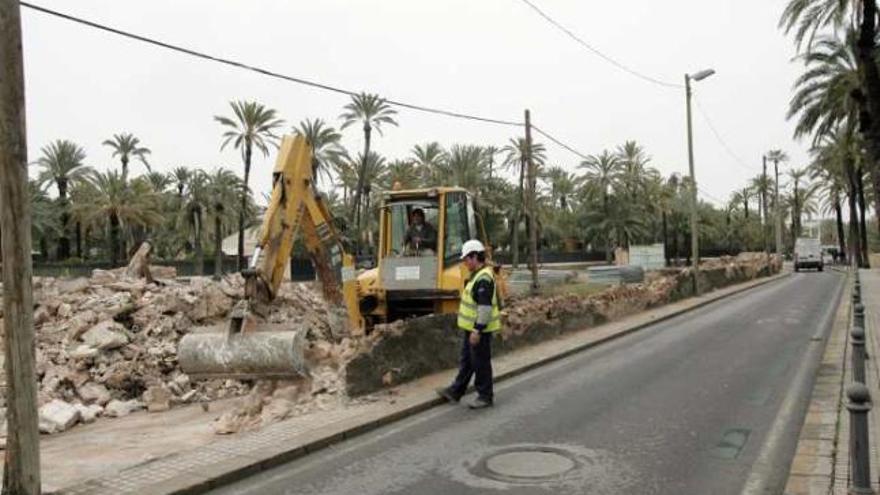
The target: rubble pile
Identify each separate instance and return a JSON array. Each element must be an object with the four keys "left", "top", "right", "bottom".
[
  {"left": 0, "top": 252, "right": 780, "bottom": 439},
  {"left": 1, "top": 267, "right": 341, "bottom": 437}
]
